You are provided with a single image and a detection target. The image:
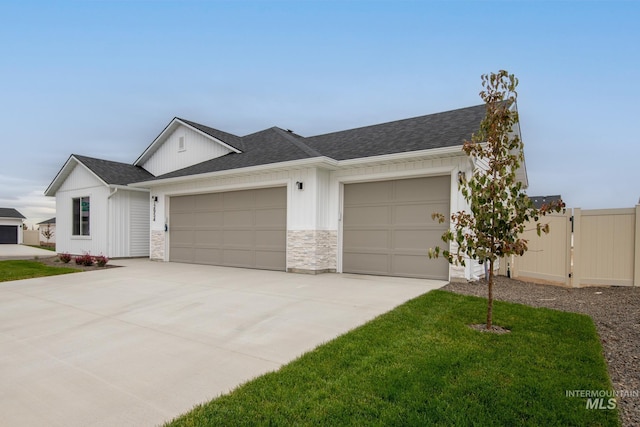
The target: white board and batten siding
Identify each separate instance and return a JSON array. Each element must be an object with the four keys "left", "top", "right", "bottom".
[
  {"left": 141, "top": 126, "right": 234, "bottom": 177},
  {"left": 109, "top": 190, "right": 150, "bottom": 257},
  {"left": 55, "top": 165, "right": 110, "bottom": 256},
  {"left": 56, "top": 163, "right": 150, "bottom": 258}
]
